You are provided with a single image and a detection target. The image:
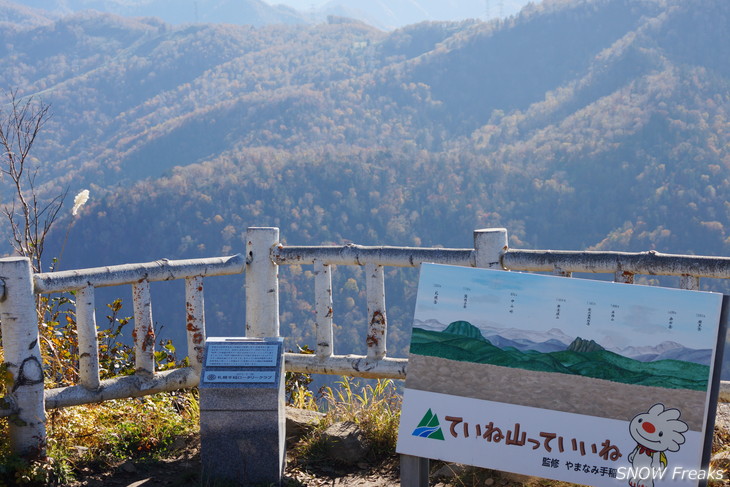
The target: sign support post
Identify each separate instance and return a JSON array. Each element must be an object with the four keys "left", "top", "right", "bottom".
[{"left": 400, "top": 454, "right": 429, "bottom": 487}]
